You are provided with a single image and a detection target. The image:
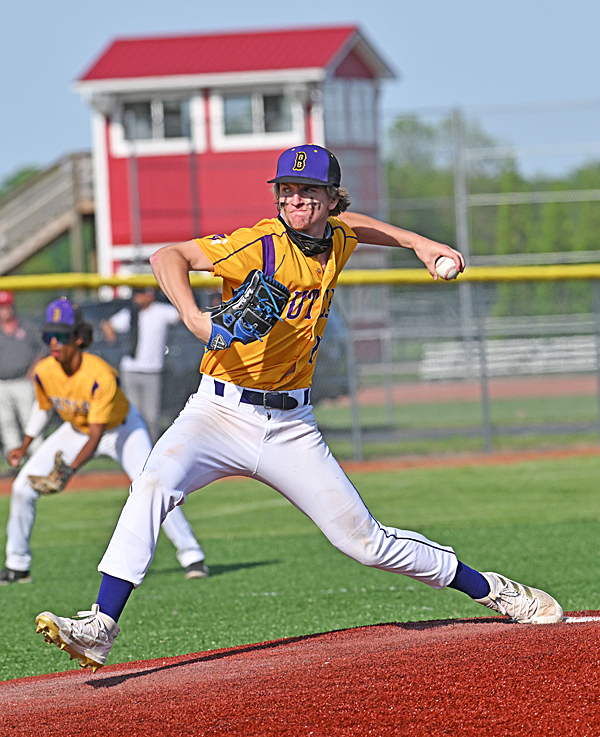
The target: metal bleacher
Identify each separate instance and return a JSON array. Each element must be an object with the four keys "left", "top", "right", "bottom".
[{"left": 0, "top": 152, "right": 93, "bottom": 275}]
